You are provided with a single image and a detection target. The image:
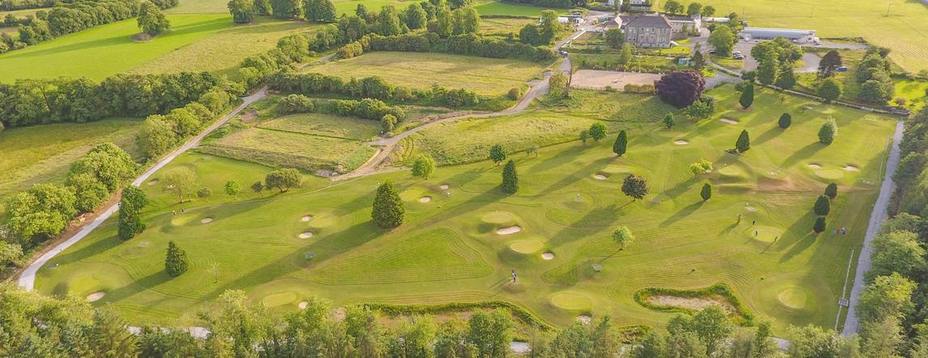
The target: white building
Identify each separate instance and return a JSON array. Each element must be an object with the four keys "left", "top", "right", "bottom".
[{"left": 740, "top": 27, "right": 817, "bottom": 42}]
